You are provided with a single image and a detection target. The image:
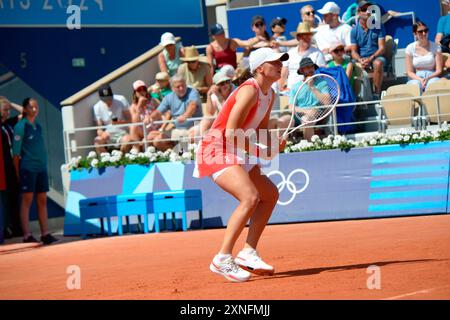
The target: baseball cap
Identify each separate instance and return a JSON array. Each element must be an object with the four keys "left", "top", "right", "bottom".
[
  {"left": 160, "top": 32, "right": 176, "bottom": 47},
  {"left": 155, "top": 71, "right": 170, "bottom": 81},
  {"left": 220, "top": 65, "right": 235, "bottom": 79},
  {"left": 133, "top": 80, "right": 147, "bottom": 91},
  {"left": 213, "top": 72, "right": 231, "bottom": 85},
  {"left": 252, "top": 15, "right": 265, "bottom": 26},
  {"left": 318, "top": 2, "right": 341, "bottom": 15},
  {"left": 98, "top": 84, "right": 113, "bottom": 98},
  {"left": 270, "top": 17, "right": 287, "bottom": 28},
  {"left": 249, "top": 48, "right": 289, "bottom": 73},
  {"left": 358, "top": 1, "right": 373, "bottom": 9},
  {"left": 329, "top": 41, "right": 345, "bottom": 52},
  {"left": 210, "top": 23, "right": 225, "bottom": 35}
]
